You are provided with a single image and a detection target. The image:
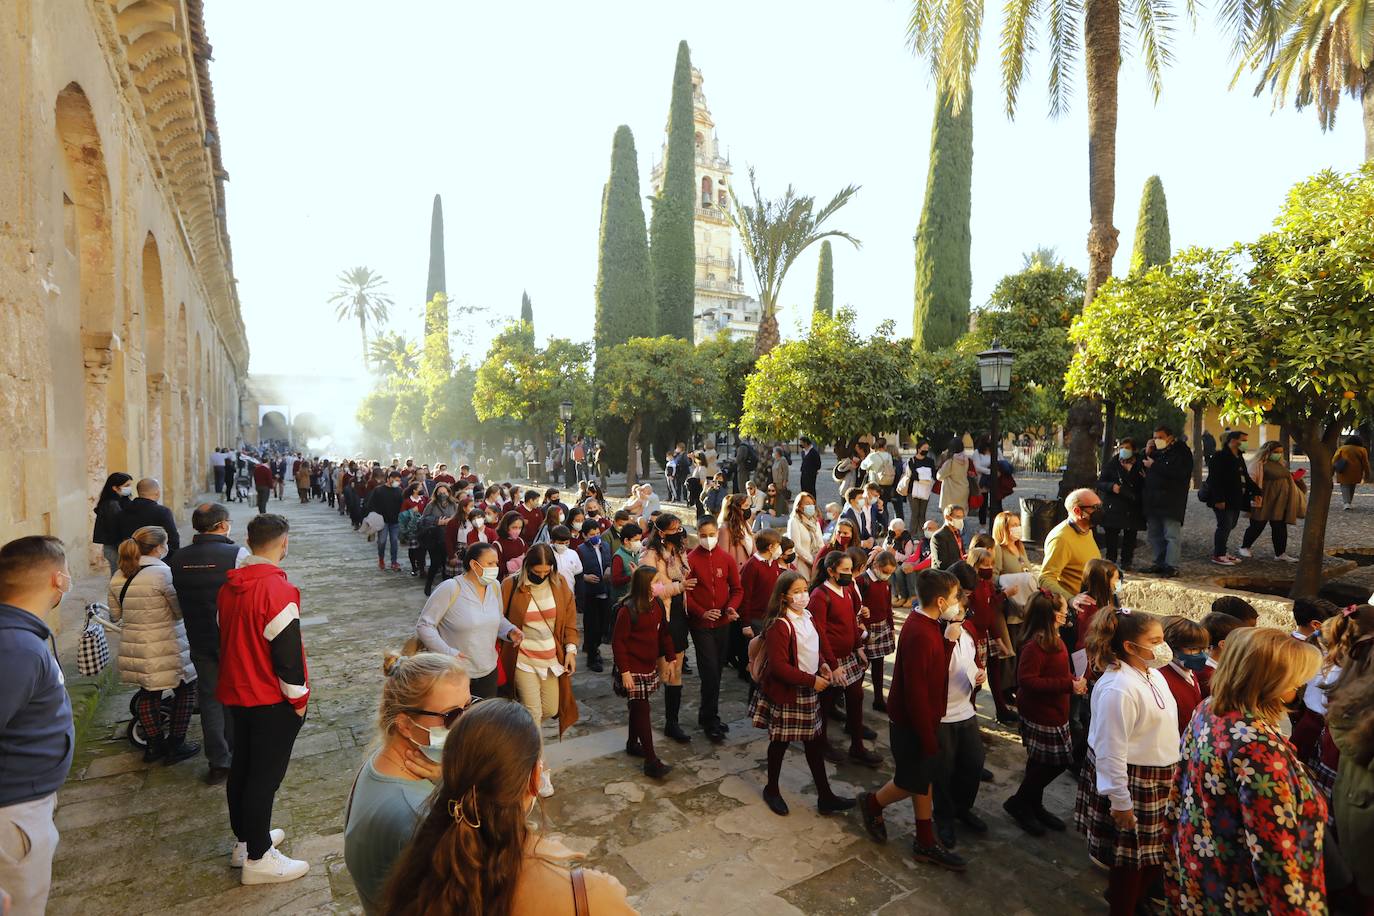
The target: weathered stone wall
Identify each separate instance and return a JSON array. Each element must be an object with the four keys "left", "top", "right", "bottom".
[
  {"left": 1119, "top": 577, "right": 1294, "bottom": 630},
  {"left": 0, "top": 0, "right": 248, "bottom": 575}
]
